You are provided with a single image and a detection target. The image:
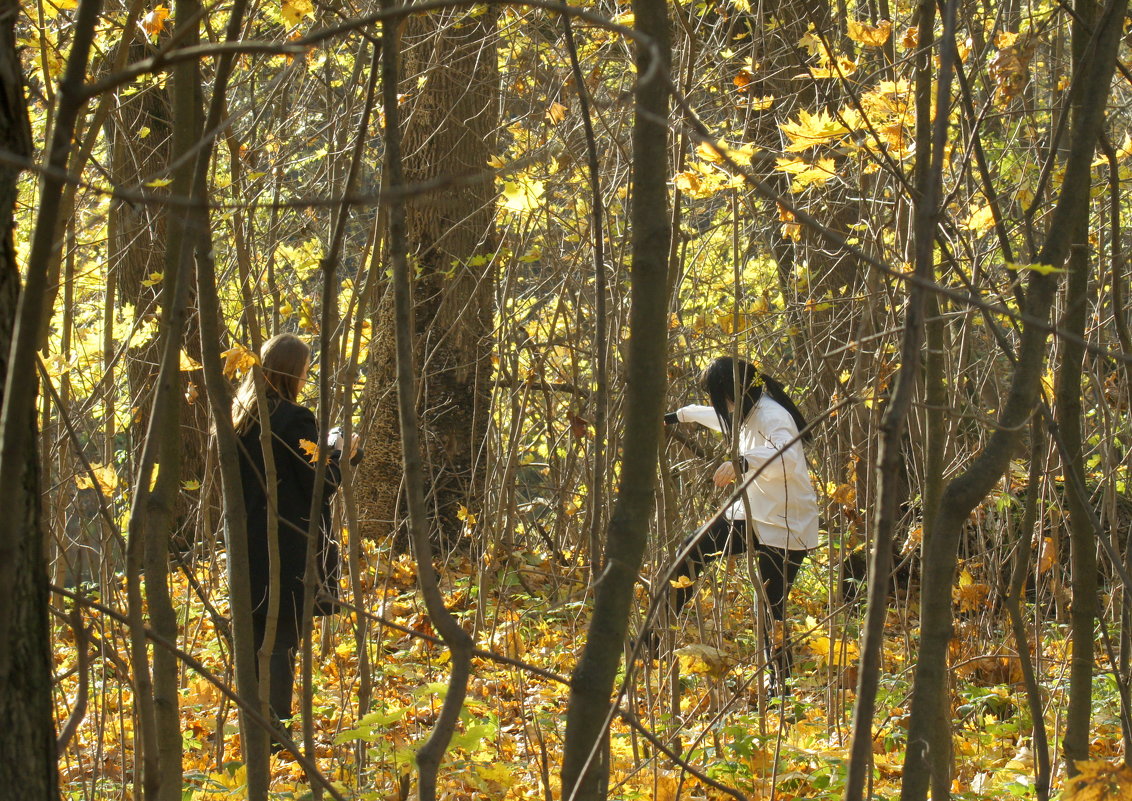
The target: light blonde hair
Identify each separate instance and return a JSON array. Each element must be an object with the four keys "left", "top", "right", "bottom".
[{"left": 231, "top": 333, "right": 310, "bottom": 435}]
